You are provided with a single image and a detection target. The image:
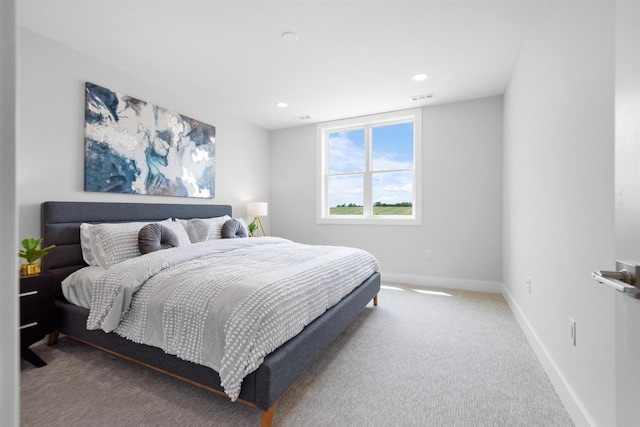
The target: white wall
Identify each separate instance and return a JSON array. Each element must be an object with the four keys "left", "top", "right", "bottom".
[
  {"left": 0, "top": 1, "right": 19, "bottom": 425},
  {"left": 18, "top": 29, "right": 271, "bottom": 241},
  {"left": 270, "top": 97, "right": 503, "bottom": 291},
  {"left": 502, "top": 2, "right": 638, "bottom": 426}
]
